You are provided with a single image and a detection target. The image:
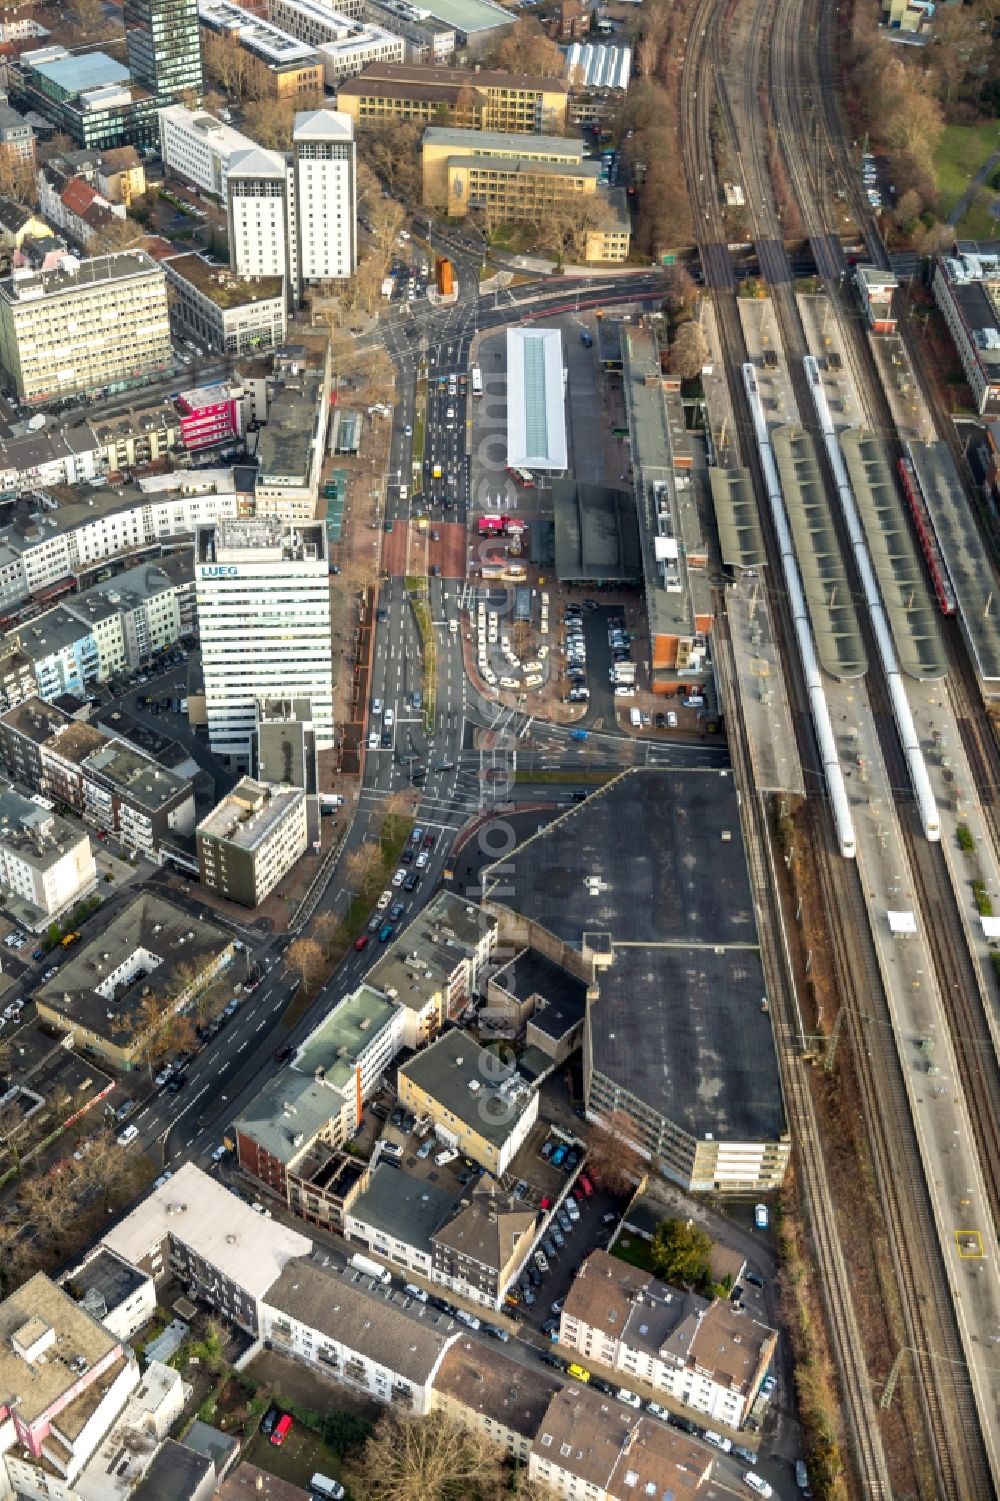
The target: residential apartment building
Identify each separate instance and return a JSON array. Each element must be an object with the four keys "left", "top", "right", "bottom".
[
  {"left": 125, "top": 0, "right": 203, "bottom": 100},
  {"left": 196, "top": 516, "right": 334, "bottom": 762},
  {"left": 558, "top": 1250, "right": 776, "bottom": 1429},
  {"left": 227, "top": 110, "right": 357, "bottom": 303},
  {"left": 0, "top": 105, "right": 34, "bottom": 167},
  {"left": 198, "top": 0, "right": 326, "bottom": 99},
  {"left": 365, "top": 889, "right": 499, "bottom": 1049},
  {"left": 933, "top": 243, "right": 1000, "bottom": 415},
  {"left": 196, "top": 776, "right": 308, "bottom": 905},
  {"left": 529, "top": 1386, "right": 714, "bottom": 1501},
  {"left": 104, "top": 1163, "right": 312, "bottom": 1333},
  {"left": 397, "top": 1029, "right": 538, "bottom": 1176},
  {"left": 63, "top": 554, "right": 192, "bottom": 678},
  {"left": 362, "top": 0, "right": 454, "bottom": 61},
  {"left": 0, "top": 474, "right": 236, "bottom": 616},
  {"left": 294, "top": 109, "right": 357, "bottom": 281},
  {"left": 432, "top": 1338, "right": 561, "bottom": 1466},
  {"left": 0, "top": 250, "right": 172, "bottom": 408},
  {"left": 38, "top": 165, "right": 126, "bottom": 251},
  {"left": 159, "top": 104, "right": 263, "bottom": 199},
  {"left": 337, "top": 62, "right": 568, "bottom": 133},
  {"left": 0, "top": 700, "right": 196, "bottom": 861},
  {"left": 0, "top": 637, "right": 36, "bottom": 712},
  {"left": 0, "top": 199, "right": 52, "bottom": 275},
  {"left": 9, "top": 47, "right": 161, "bottom": 152},
  {"left": 227, "top": 145, "right": 299, "bottom": 308},
  {"left": 421, "top": 125, "right": 631, "bottom": 260},
  {"left": 0, "top": 1273, "right": 141, "bottom": 1496},
  {"left": 430, "top": 1183, "right": 536, "bottom": 1309},
  {"left": 260, "top": 1256, "right": 458, "bottom": 1414},
  {"left": 61, "top": 1245, "right": 158, "bottom": 1342},
  {"left": 267, "top": 0, "right": 404, "bottom": 85},
  {"left": 35, "top": 893, "right": 232, "bottom": 1069},
  {"left": 165, "top": 252, "right": 287, "bottom": 355},
  {"left": 0, "top": 780, "right": 96, "bottom": 925},
  {"left": 15, "top": 606, "right": 100, "bottom": 698}
]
